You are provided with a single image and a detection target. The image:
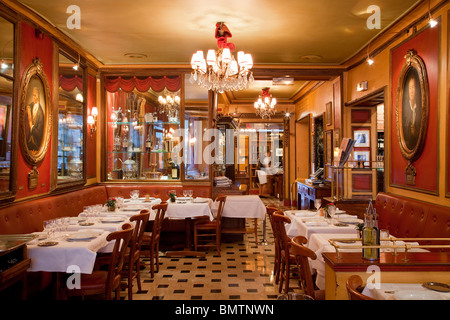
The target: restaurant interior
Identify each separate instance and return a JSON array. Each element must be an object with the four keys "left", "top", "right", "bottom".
[{"left": 0, "top": 0, "right": 449, "bottom": 304}]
